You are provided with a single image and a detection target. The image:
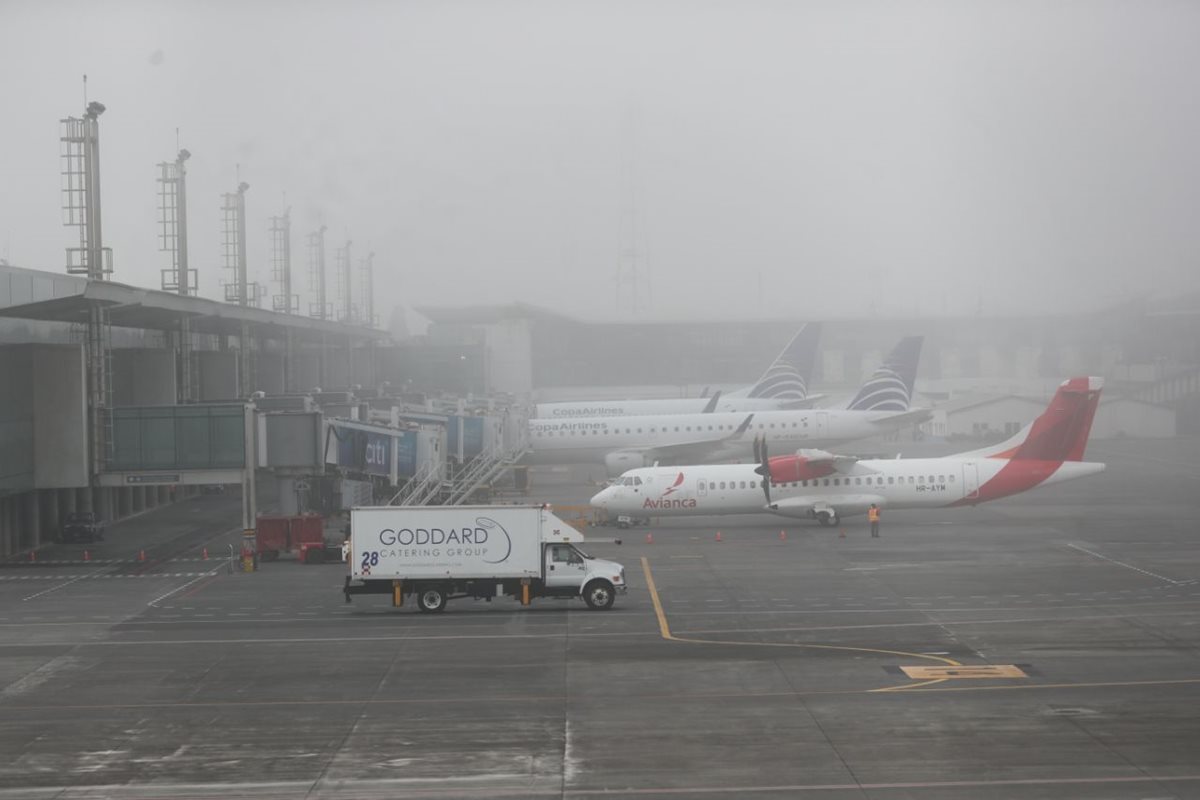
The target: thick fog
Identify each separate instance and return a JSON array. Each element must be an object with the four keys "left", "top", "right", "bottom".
[{"left": 1, "top": 0, "right": 1198, "bottom": 323}]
